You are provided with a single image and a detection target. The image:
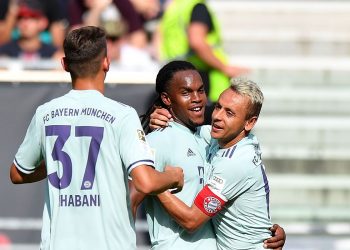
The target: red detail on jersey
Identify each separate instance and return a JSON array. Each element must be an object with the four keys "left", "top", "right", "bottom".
[{"left": 194, "top": 185, "right": 226, "bottom": 217}]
